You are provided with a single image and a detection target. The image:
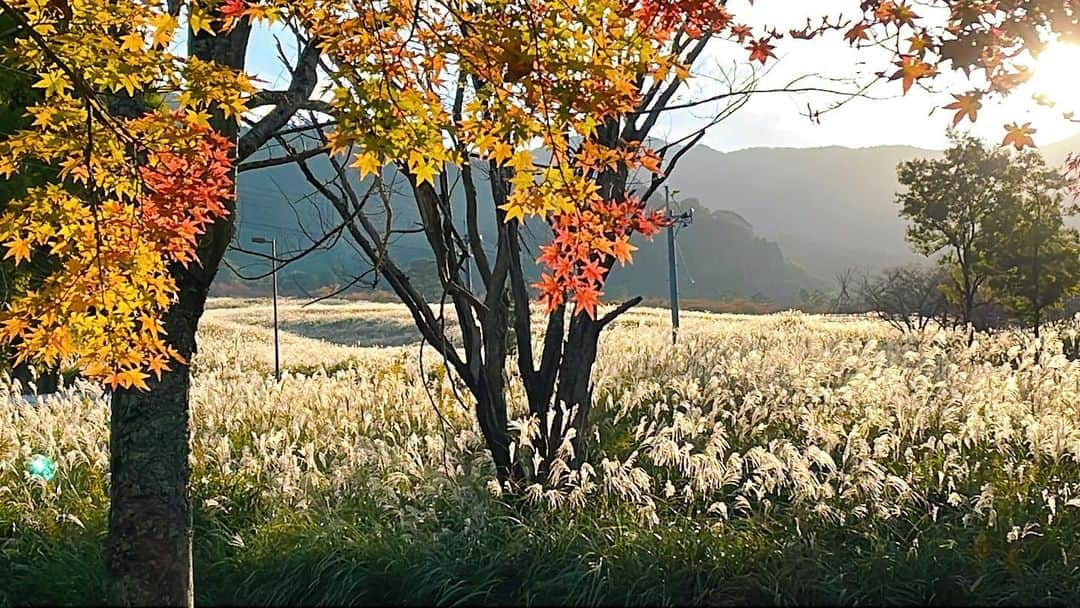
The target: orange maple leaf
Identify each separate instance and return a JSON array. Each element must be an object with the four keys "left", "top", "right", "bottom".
[
  {"left": 730, "top": 24, "right": 752, "bottom": 43},
  {"left": 3, "top": 238, "right": 31, "bottom": 264},
  {"left": 875, "top": 1, "right": 897, "bottom": 22},
  {"left": 580, "top": 260, "right": 607, "bottom": 284},
  {"left": 147, "top": 356, "right": 171, "bottom": 380},
  {"left": 944, "top": 92, "right": 981, "bottom": 126},
  {"left": 573, "top": 284, "right": 602, "bottom": 319},
  {"left": 844, "top": 24, "right": 869, "bottom": 44},
  {"left": 220, "top": 0, "right": 246, "bottom": 18},
  {"left": 611, "top": 238, "right": 637, "bottom": 265},
  {"left": 532, "top": 273, "right": 564, "bottom": 312},
  {"left": 1002, "top": 122, "right": 1036, "bottom": 150},
  {"left": 892, "top": 55, "right": 934, "bottom": 94}
]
